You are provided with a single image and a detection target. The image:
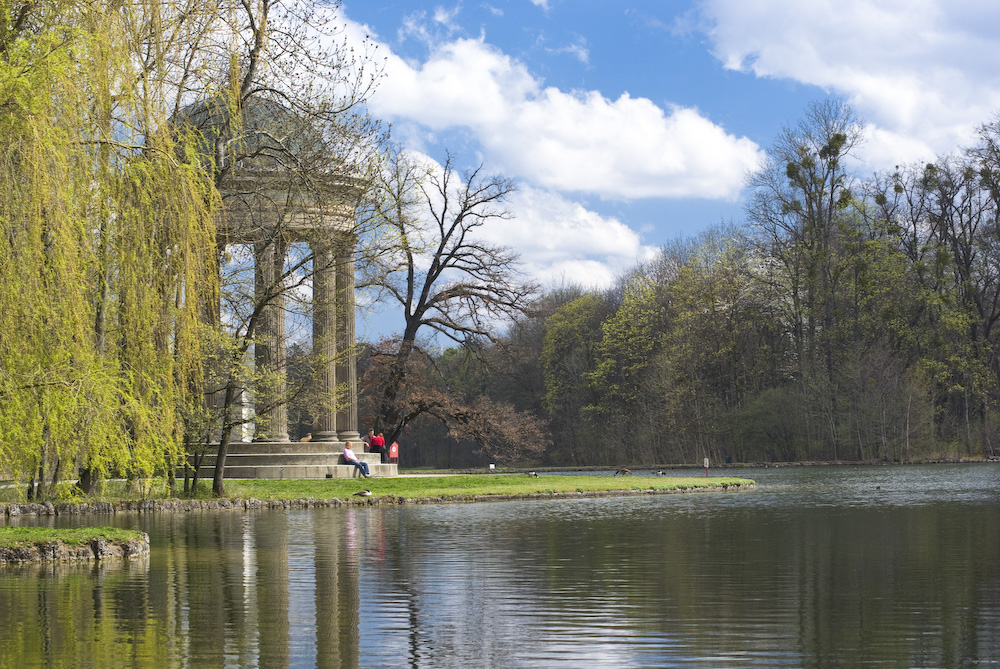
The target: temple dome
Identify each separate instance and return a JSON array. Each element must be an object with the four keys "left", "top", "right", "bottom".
[{"left": 174, "top": 97, "right": 340, "bottom": 174}]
